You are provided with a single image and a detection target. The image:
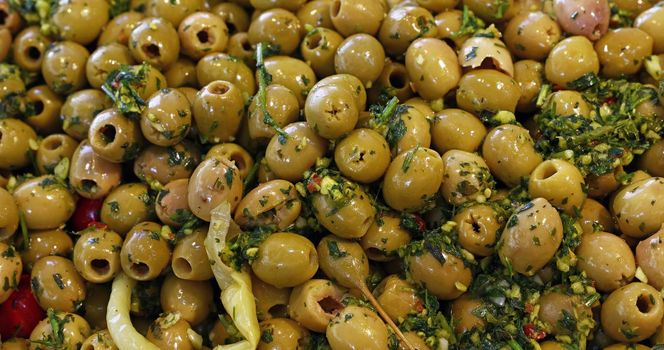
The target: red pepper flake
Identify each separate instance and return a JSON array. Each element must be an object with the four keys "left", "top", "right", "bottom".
[
  {"left": 413, "top": 215, "right": 426, "bottom": 232},
  {"left": 87, "top": 221, "right": 108, "bottom": 229},
  {"left": 523, "top": 323, "right": 546, "bottom": 340},
  {"left": 604, "top": 96, "right": 617, "bottom": 105},
  {"left": 306, "top": 173, "right": 323, "bottom": 193},
  {"left": 524, "top": 303, "right": 534, "bottom": 314}
]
